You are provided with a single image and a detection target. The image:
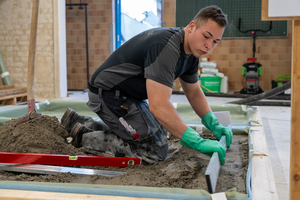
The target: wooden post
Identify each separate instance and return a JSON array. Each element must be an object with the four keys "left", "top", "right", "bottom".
[
  {"left": 290, "top": 19, "right": 300, "bottom": 200},
  {"left": 261, "top": 1, "right": 300, "bottom": 199},
  {"left": 27, "top": 0, "right": 39, "bottom": 112}
]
